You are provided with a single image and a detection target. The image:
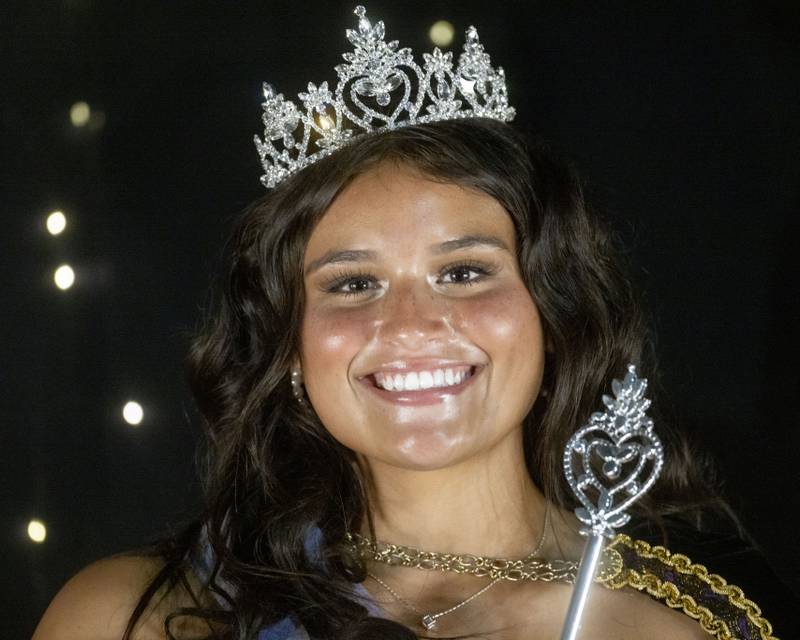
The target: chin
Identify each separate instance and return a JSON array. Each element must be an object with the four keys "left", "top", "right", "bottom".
[{"left": 380, "top": 431, "right": 475, "bottom": 471}]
